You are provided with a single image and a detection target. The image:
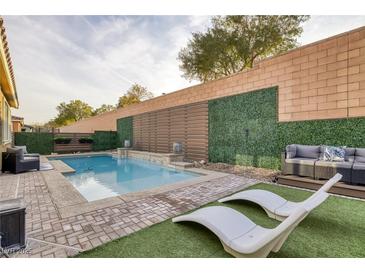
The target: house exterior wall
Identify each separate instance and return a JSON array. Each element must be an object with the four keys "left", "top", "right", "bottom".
[
  {"left": 12, "top": 120, "right": 22, "bottom": 132},
  {"left": 59, "top": 26, "right": 365, "bottom": 133},
  {"left": 1, "top": 17, "right": 19, "bottom": 169},
  {"left": 0, "top": 91, "right": 12, "bottom": 167}
]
